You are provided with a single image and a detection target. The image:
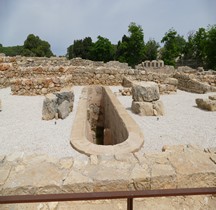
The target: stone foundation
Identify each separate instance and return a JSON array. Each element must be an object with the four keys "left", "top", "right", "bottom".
[{"left": 0, "top": 145, "right": 215, "bottom": 196}]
